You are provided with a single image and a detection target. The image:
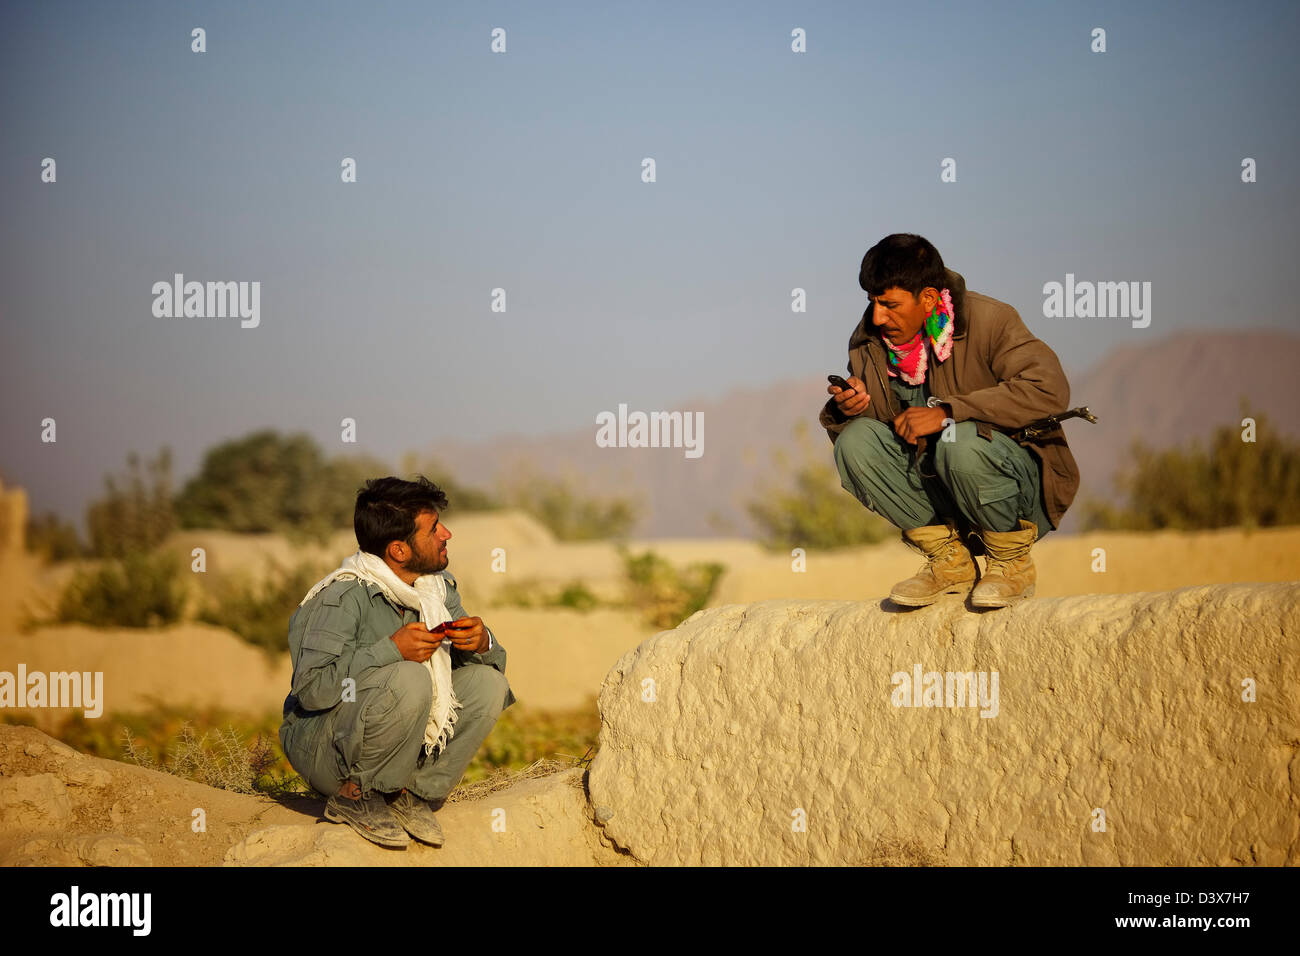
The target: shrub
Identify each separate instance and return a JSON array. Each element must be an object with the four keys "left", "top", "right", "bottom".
[
  {"left": 491, "top": 577, "right": 545, "bottom": 609},
  {"left": 397, "top": 452, "right": 499, "bottom": 512},
  {"left": 174, "top": 430, "right": 388, "bottom": 544},
  {"left": 493, "top": 577, "right": 601, "bottom": 612},
  {"left": 501, "top": 467, "right": 641, "bottom": 540},
  {"left": 621, "top": 548, "right": 725, "bottom": 630},
  {"left": 553, "top": 581, "right": 600, "bottom": 611},
  {"left": 86, "top": 448, "right": 177, "bottom": 558},
  {"left": 6, "top": 707, "right": 305, "bottom": 796},
  {"left": 197, "top": 558, "right": 331, "bottom": 655},
  {"left": 54, "top": 547, "right": 187, "bottom": 628},
  {"left": 468, "top": 698, "right": 600, "bottom": 786},
  {"left": 1080, "top": 402, "right": 1300, "bottom": 531},
  {"left": 26, "top": 511, "right": 85, "bottom": 561},
  {"left": 122, "top": 722, "right": 292, "bottom": 796},
  {"left": 746, "top": 422, "right": 895, "bottom": 550}
]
